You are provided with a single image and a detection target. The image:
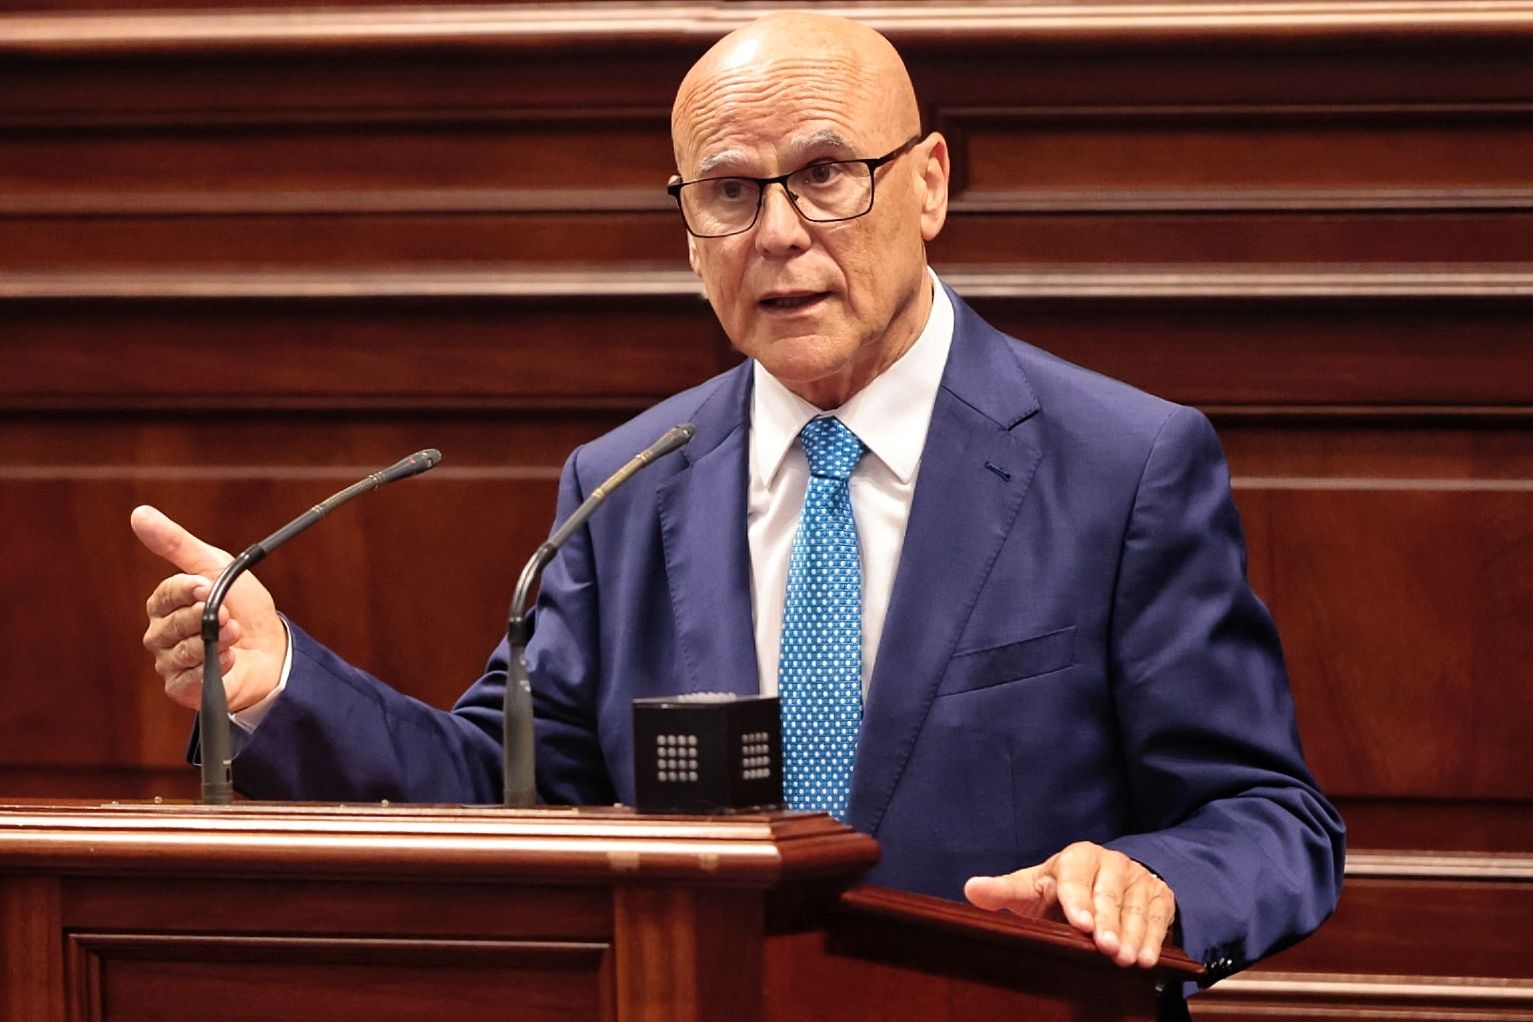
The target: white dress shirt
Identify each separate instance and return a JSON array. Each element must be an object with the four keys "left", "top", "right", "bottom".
[{"left": 748, "top": 268, "right": 954, "bottom": 697}]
